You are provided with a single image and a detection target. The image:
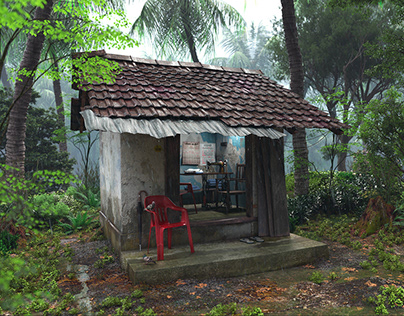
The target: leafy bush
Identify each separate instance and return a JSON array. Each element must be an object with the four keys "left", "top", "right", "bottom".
[
  {"left": 73, "top": 185, "right": 100, "bottom": 210},
  {"left": 368, "top": 285, "right": 404, "bottom": 314},
  {"left": 0, "top": 230, "right": 19, "bottom": 256},
  {"left": 0, "top": 234, "right": 73, "bottom": 313},
  {"left": 207, "top": 303, "right": 237, "bottom": 316},
  {"left": 241, "top": 306, "right": 264, "bottom": 316},
  {"left": 0, "top": 165, "right": 77, "bottom": 231},
  {"left": 31, "top": 193, "right": 70, "bottom": 229},
  {"left": 309, "top": 271, "right": 324, "bottom": 284},
  {"left": 287, "top": 171, "right": 372, "bottom": 225},
  {"left": 58, "top": 211, "right": 95, "bottom": 234}
]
